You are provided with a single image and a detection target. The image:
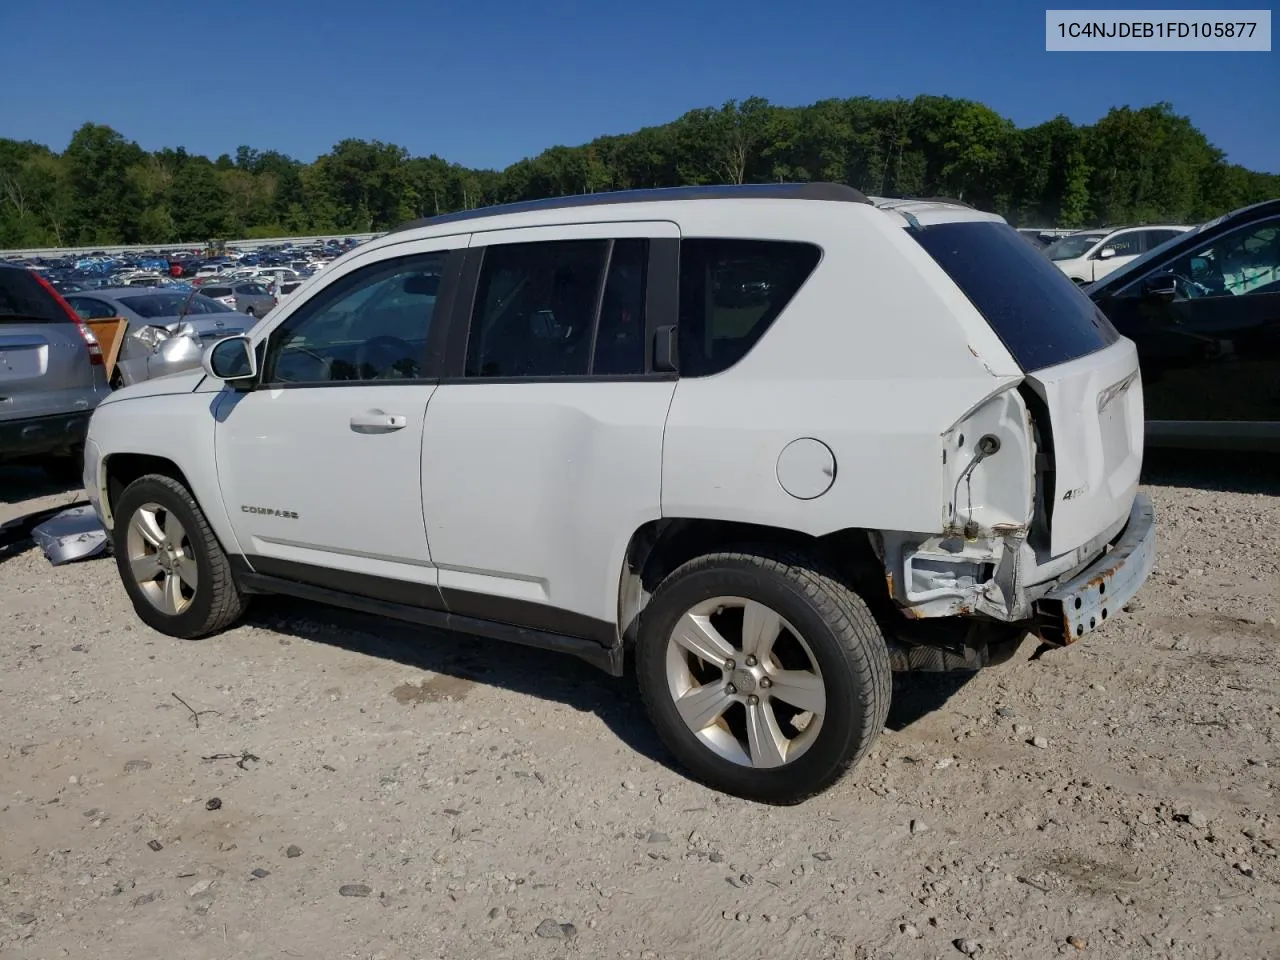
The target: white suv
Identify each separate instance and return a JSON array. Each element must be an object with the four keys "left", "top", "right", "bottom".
[
  {"left": 82, "top": 184, "right": 1156, "bottom": 804},
  {"left": 1046, "top": 224, "right": 1192, "bottom": 284}
]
